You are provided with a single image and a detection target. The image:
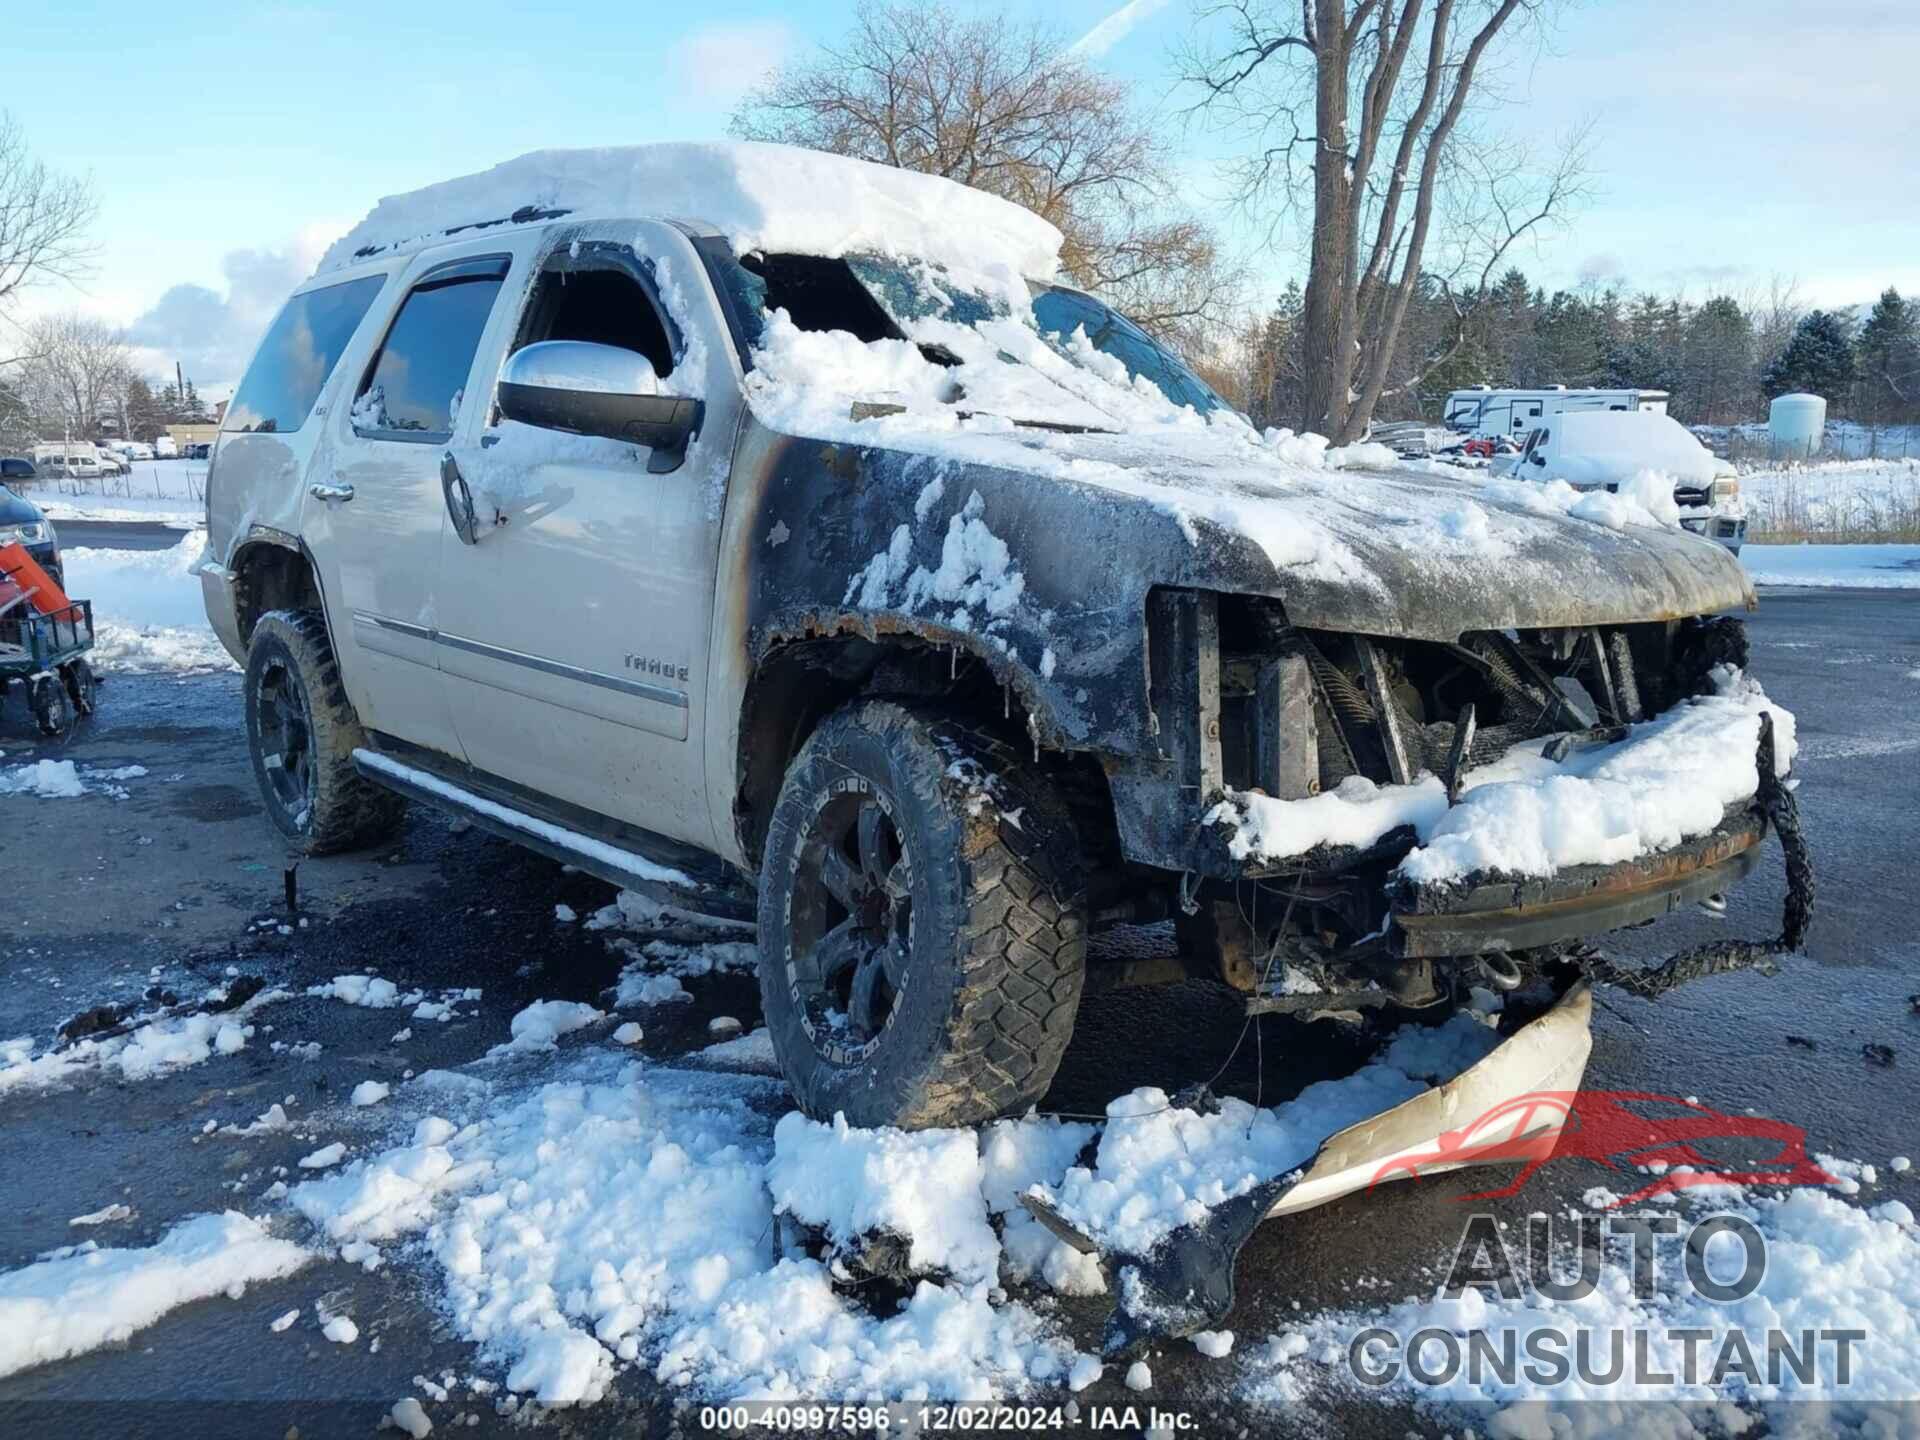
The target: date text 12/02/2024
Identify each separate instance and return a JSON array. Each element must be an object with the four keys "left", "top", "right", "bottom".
[{"left": 694, "top": 1404, "right": 1204, "bottom": 1432}]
